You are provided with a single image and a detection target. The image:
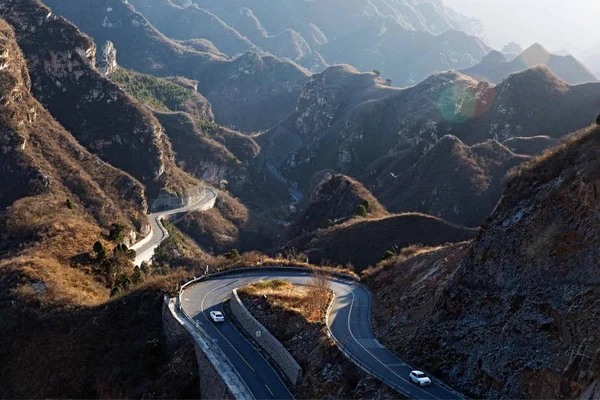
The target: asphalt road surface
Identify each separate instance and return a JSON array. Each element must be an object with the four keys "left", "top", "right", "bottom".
[
  {"left": 182, "top": 270, "right": 462, "bottom": 400},
  {"left": 132, "top": 188, "right": 217, "bottom": 266}
]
